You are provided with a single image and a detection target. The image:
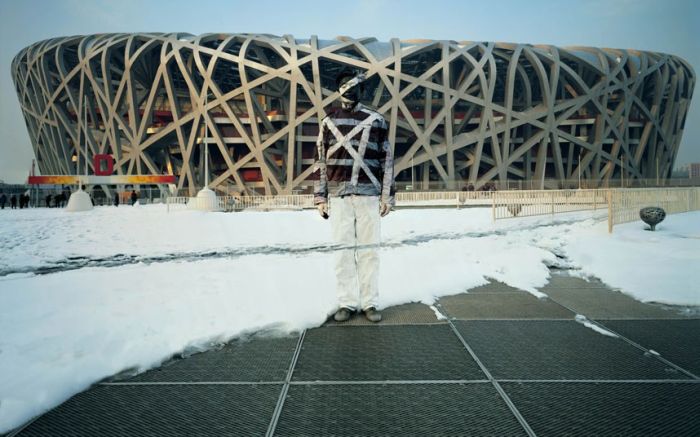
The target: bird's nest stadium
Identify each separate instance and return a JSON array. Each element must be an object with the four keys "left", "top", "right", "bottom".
[{"left": 11, "top": 33, "right": 695, "bottom": 195}]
